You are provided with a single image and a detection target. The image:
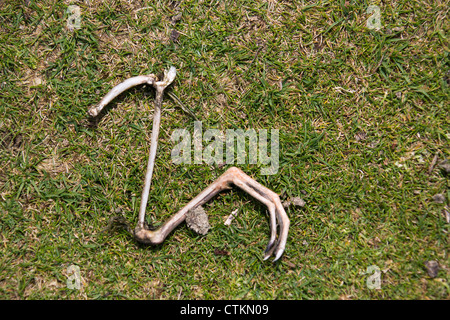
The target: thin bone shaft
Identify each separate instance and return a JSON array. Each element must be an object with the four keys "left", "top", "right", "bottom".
[
  {"left": 137, "top": 88, "right": 164, "bottom": 229},
  {"left": 88, "top": 75, "right": 155, "bottom": 117},
  {"left": 137, "top": 67, "right": 176, "bottom": 227}
]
